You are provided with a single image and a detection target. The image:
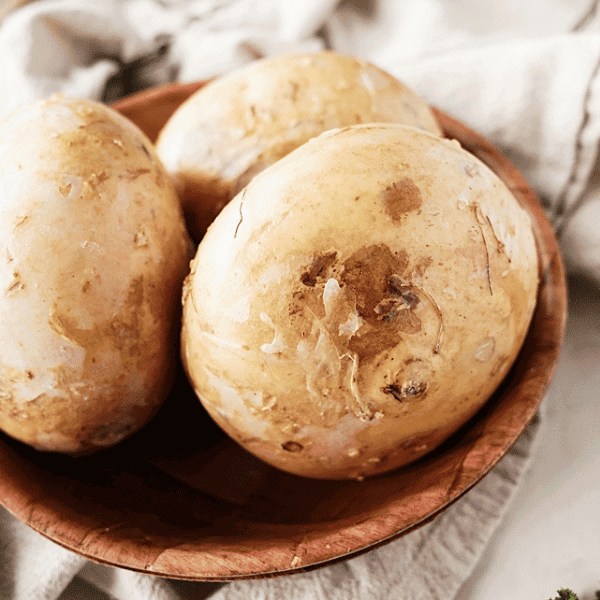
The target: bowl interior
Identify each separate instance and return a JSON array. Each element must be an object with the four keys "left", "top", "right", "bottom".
[{"left": 0, "top": 82, "right": 567, "bottom": 581}]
